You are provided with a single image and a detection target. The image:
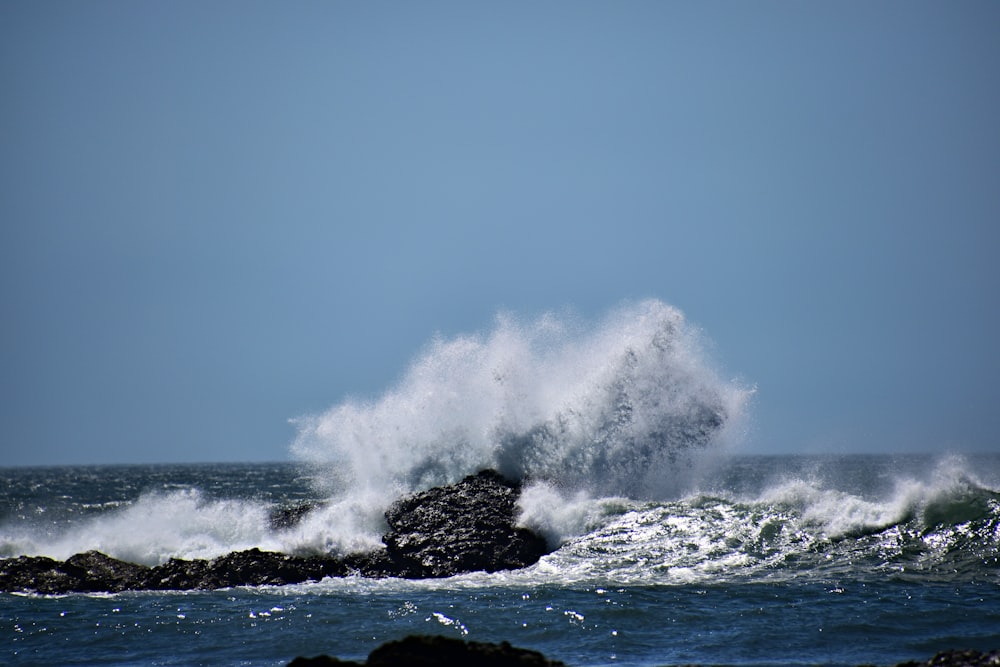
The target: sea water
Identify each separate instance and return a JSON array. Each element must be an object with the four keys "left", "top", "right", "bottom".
[
  {"left": 3, "top": 301, "right": 998, "bottom": 666},
  {"left": 3, "top": 456, "right": 999, "bottom": 667}
]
